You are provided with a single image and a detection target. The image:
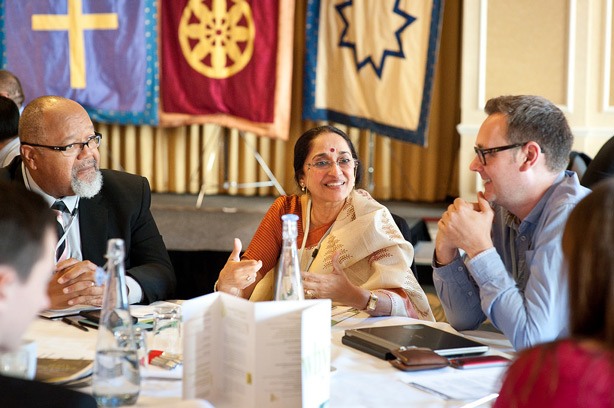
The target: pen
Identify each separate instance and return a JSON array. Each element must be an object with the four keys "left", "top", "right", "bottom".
[
  {"left": 408, "top": 382, "right": 453, "bottom": 400},
  {"left": 459, "top": 393, "right": 499, "bottom": 408},
  {"left": 61, "top": 317, "right": 89, "bottom": 332}
]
